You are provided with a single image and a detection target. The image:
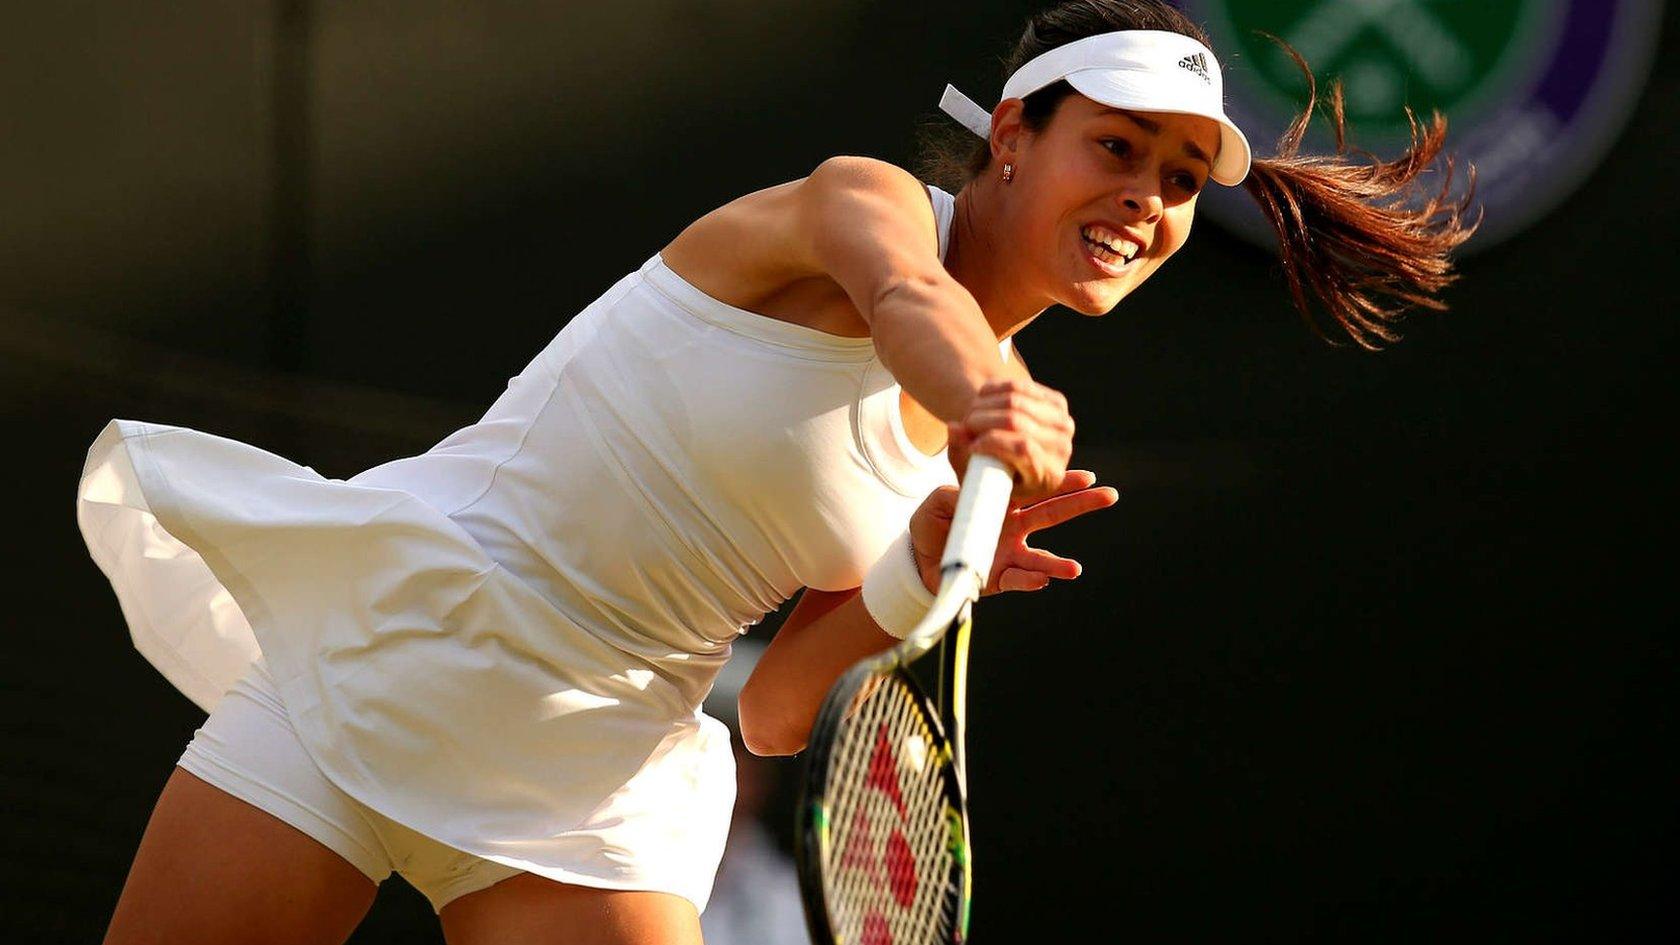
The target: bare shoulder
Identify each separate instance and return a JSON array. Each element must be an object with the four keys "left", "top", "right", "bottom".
[
  {"left": 657, "top": 156, "right": 941, "bottom": 335},
  {"left": 661, "top": 156, "right": 932, "bottom": 271},
  {"left": 799, "top": 156, "right": 941, "bottom": 253},
  {"left": 801, "top": 155, "right": 931, "bottom": 205}
]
